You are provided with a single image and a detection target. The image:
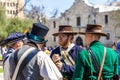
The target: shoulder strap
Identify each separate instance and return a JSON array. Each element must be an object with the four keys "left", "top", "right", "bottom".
[
  {"left": 60, "top": 43, "right": 75, "bottom": 66},
  {"left": 66, "top": 43, "right": 75, "bottom": 53},
  {"left": 88, "top": 47, "right": 106, "bottom": 80},
  {"left": 12, "top": 47, "right": 38, "bottom": 80},
  {"left": 66, "top": 44, "right": 75, "bottom": 65},
  {"left": 88, "top": 48, "right": 100, "bottom": 73},
  {"left": 98, "top": 47, "right": 106, "bottom": 80}
]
